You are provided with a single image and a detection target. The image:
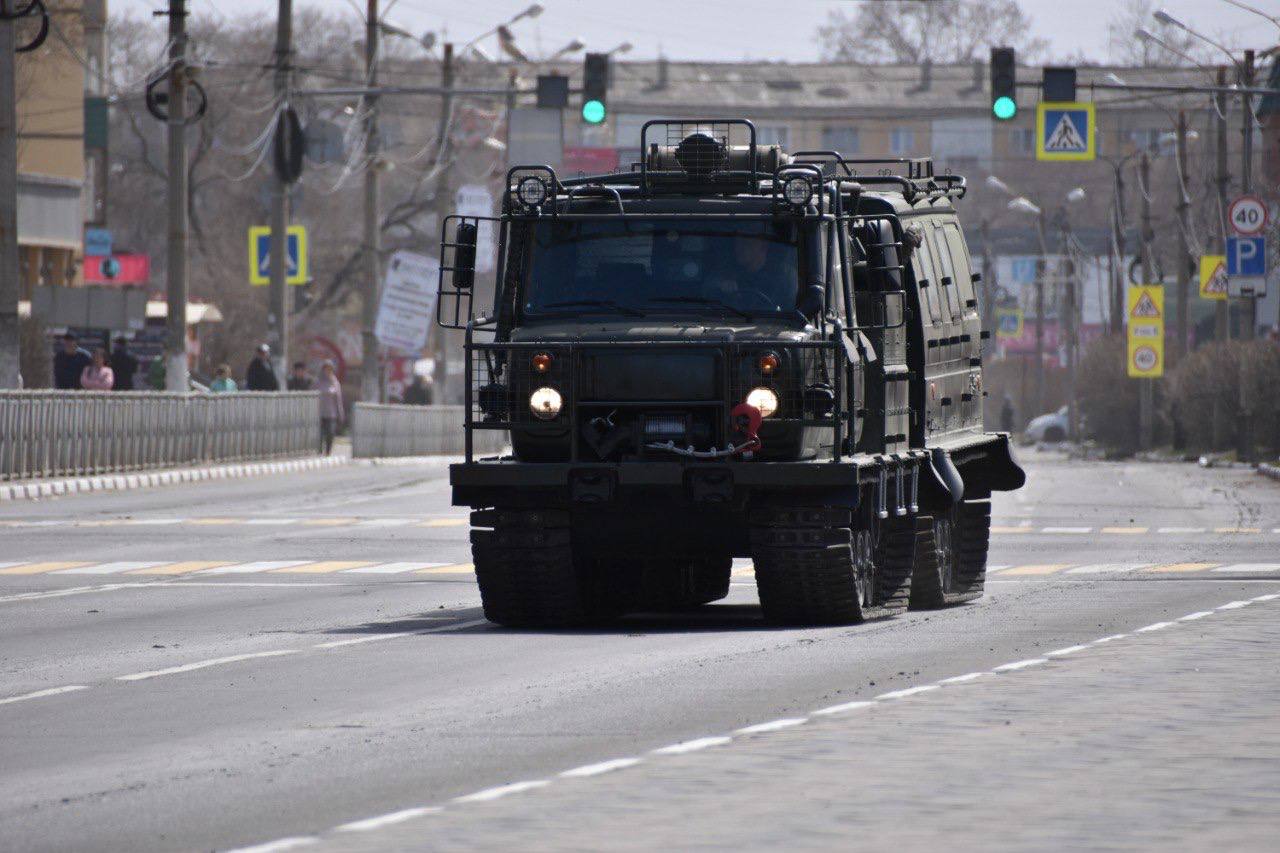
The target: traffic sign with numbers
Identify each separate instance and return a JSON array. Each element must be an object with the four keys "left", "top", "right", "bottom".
[{"left": 1228, "top": 195, "right": 1267, "bottom": 236}]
